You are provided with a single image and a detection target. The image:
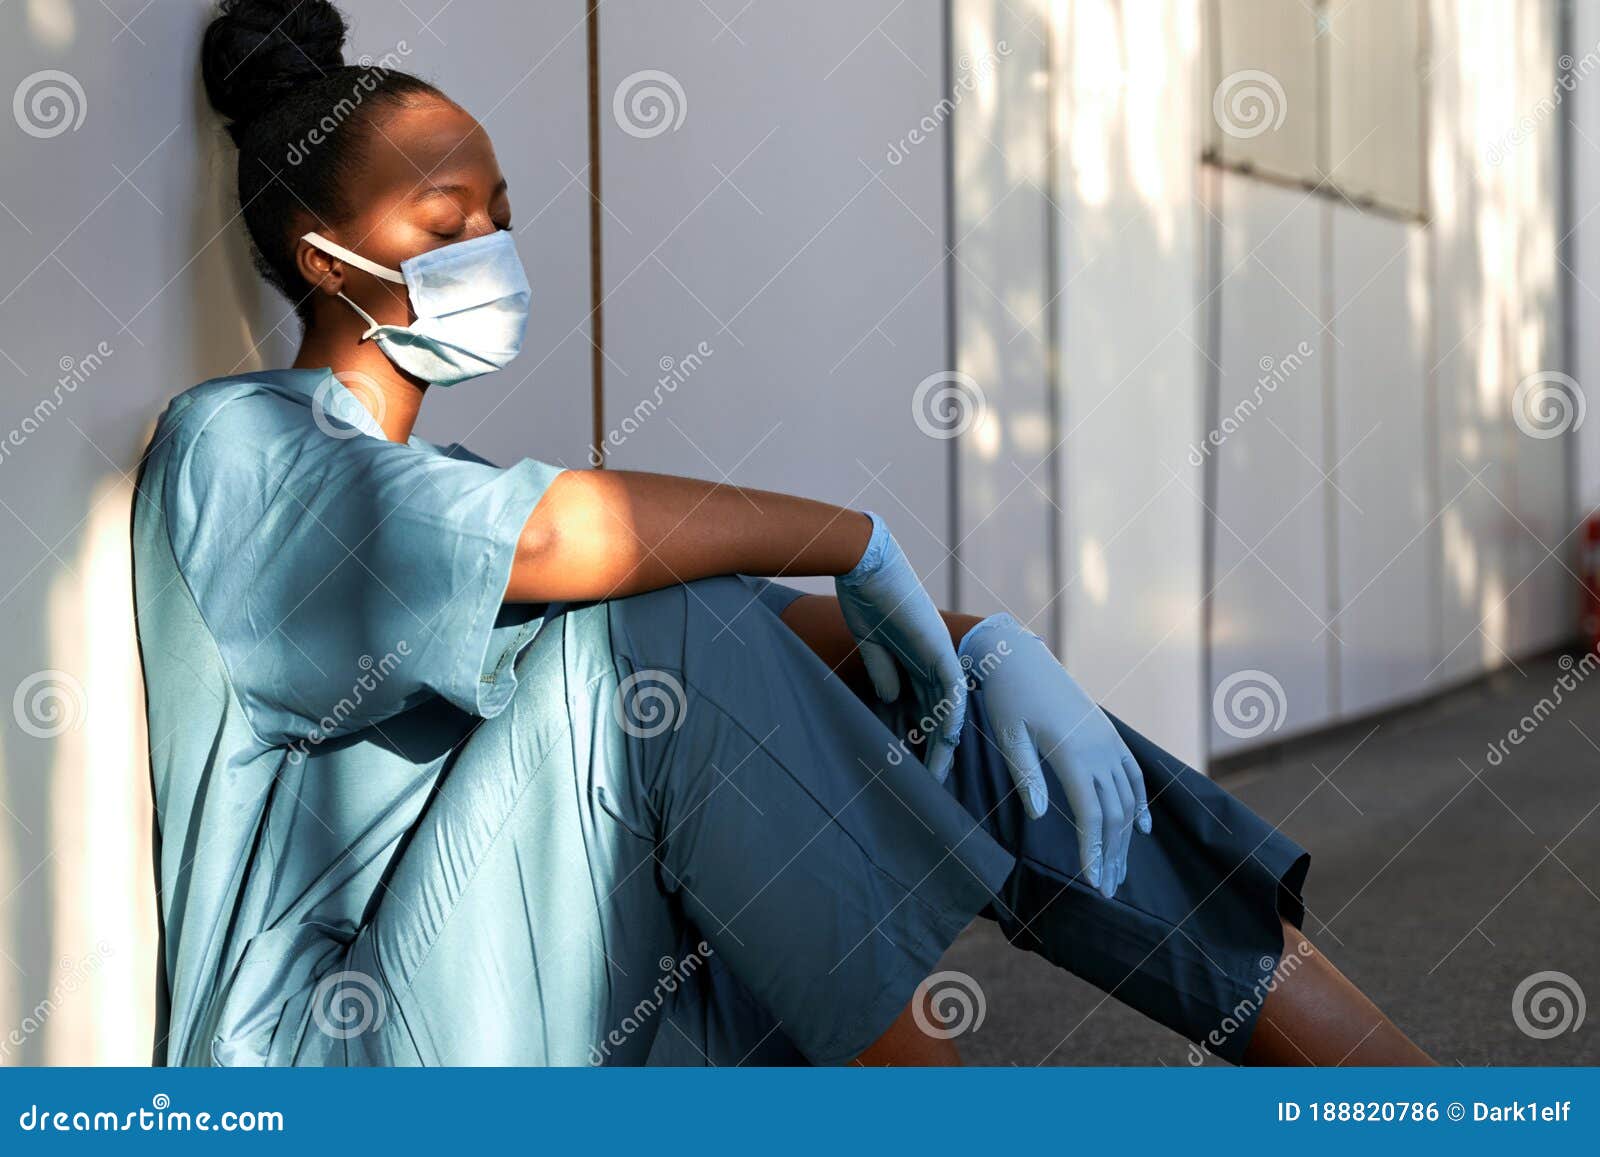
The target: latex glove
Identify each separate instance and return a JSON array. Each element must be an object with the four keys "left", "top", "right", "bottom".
[
  {"left": 959, "top": 613, "right": 1151, "bottom": 898},
  {"left": 835, "top": 512, "right": 967, "bottom": 781}
]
